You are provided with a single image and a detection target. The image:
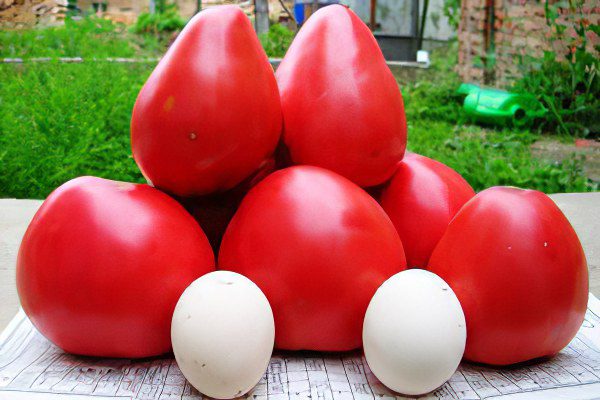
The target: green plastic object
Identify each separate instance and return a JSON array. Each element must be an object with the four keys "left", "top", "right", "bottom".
[{"left": 457, "top": 83, "right": 547, "bottom": 128}]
